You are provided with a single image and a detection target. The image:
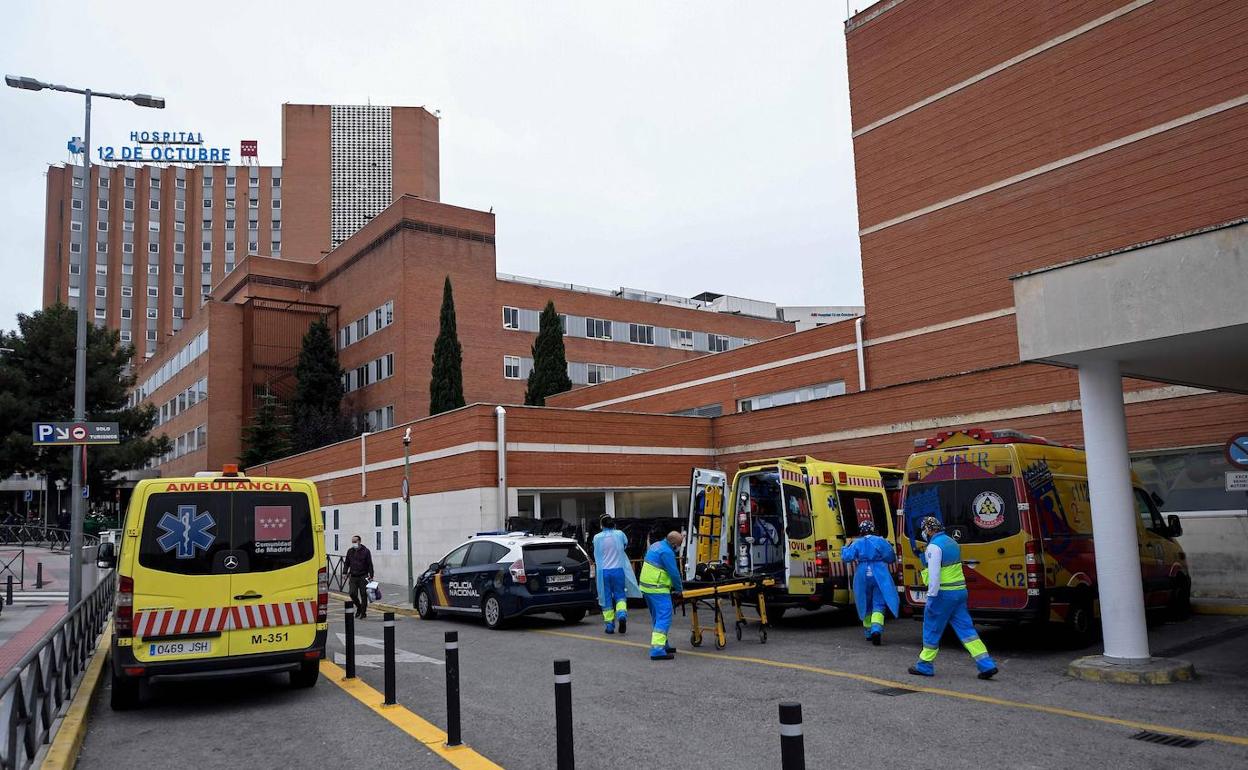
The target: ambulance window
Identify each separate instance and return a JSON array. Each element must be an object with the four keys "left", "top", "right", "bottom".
[
  {"left": 137, "top": 492, "right": 232, "bottom": 575},
  {"left": 1133, "top": 489, "right": 1165, "bottom": 531},
  {"left": 837, "top": 491, "right": 888, "bottom": 538},
  {"left": 782, "top": 485, "right": 813, "bottom": 539},
  {"left": 233, "top": 491, "right": 315, "bottom": 572},
  {"left": 442, "top": 544, "right": 471, "bottom": 569}
]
